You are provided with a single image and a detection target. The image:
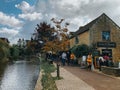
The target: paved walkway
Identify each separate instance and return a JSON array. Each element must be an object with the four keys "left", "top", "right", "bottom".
[
  {"left": 35, "top": 62, "right": 120, "bottom": 90},
  {"left": 64, "top": 66, "right": 120, "bottom": 90},
  {"left": 51, "top": 66, "right": 95, "bottom": 90}
]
